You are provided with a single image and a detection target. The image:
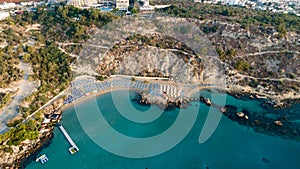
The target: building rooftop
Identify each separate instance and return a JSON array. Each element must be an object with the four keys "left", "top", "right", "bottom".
[{"left": 0, "top": 0, "right": 20, "bottom": 4}]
